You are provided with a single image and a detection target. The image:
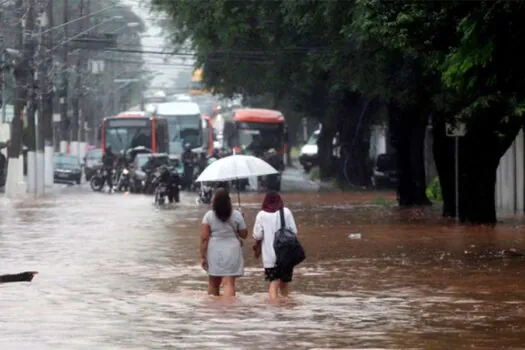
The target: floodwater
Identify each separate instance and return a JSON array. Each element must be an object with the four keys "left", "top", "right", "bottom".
[{"left": 1, "top": 188, "right": 525, "bottom": 349}]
